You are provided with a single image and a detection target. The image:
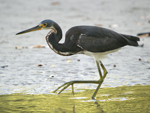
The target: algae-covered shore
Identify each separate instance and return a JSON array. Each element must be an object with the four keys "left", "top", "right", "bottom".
[{"left": 0, "top": 85, "right": 149, "bottom": 113}]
